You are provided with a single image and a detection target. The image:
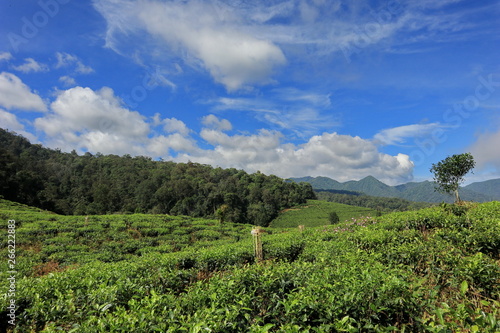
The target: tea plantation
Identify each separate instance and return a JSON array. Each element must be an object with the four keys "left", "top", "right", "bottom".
[
  {"left": 270, "top": 199, "right": 376, "bottom": 228},
  {"left": 0, "top": 199, "right": 499, "bottom": 332}
]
